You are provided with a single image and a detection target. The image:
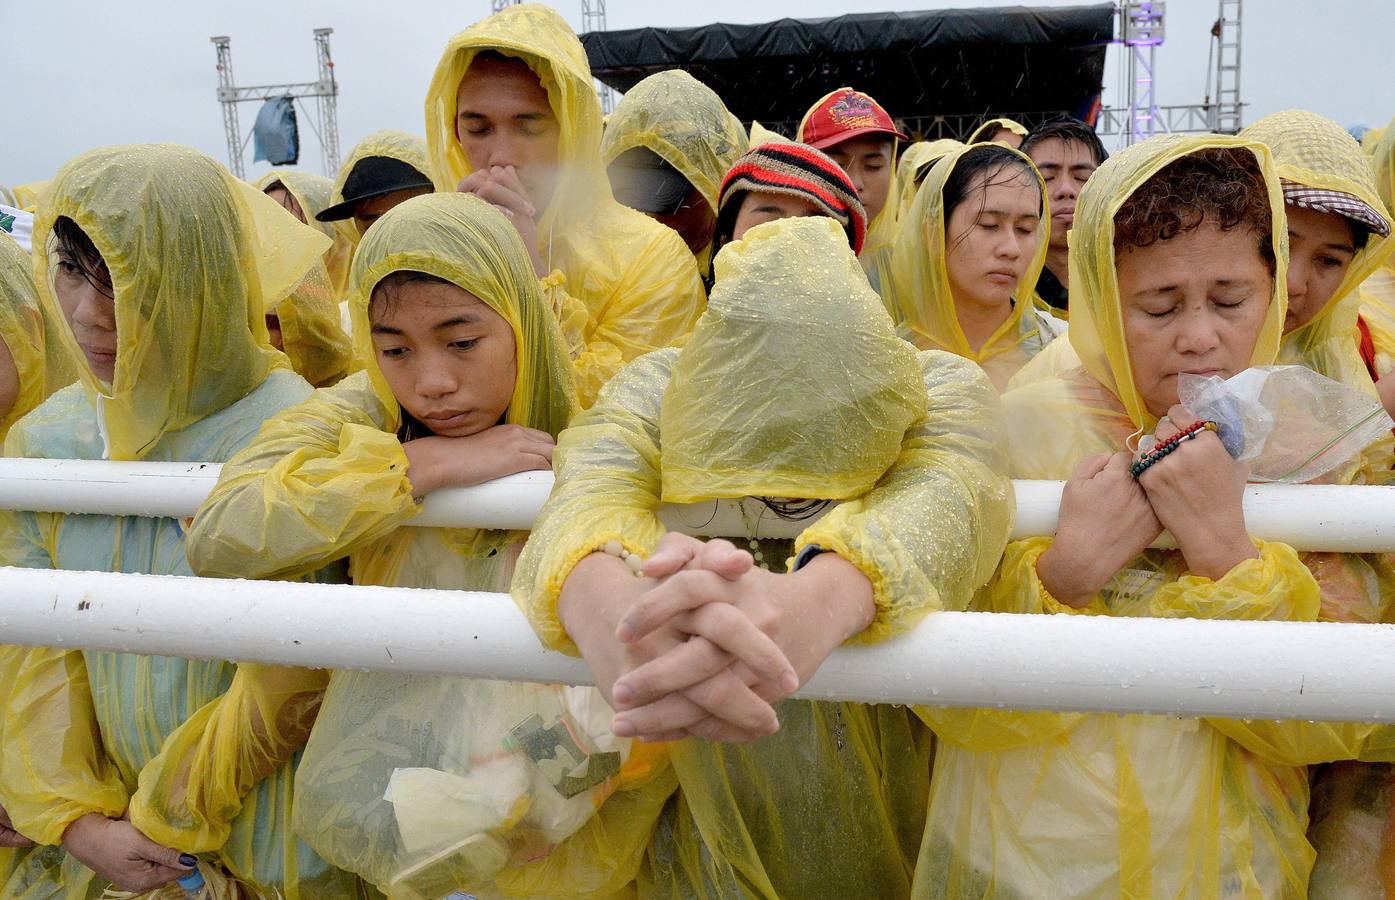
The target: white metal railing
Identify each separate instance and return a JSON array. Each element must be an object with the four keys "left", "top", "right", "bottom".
[
  {"left": 2, "top": 458, "right": 1395, "bottom": 550},
  {"left": 5, "top": 566, "right": 1395, "bottom": 722},
  {"left": 3, "top": 459, "right": 1395, "bottom": 721}
]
